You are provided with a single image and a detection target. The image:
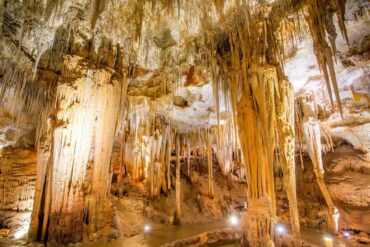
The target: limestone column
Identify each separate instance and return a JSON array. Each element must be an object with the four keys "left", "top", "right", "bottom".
[
  {"left": 234, "top": 65, "right": 277, "bottom": 247},
  {"left": 237, "top": 88, "right": 272, "bottom": 246},
  {"left": 30, "top": 55, "right": 123, "bottom": 244},
  {"left": 277, "top": 80, "right": 300, "bottom": 237}
]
